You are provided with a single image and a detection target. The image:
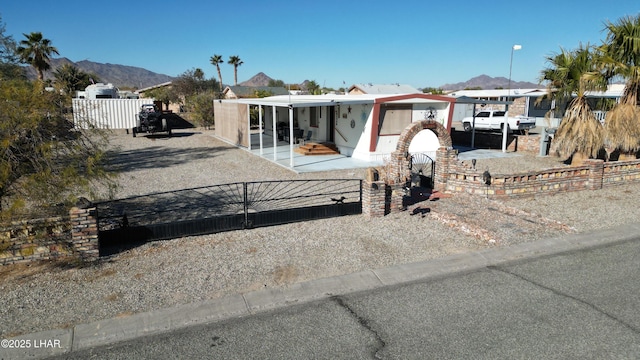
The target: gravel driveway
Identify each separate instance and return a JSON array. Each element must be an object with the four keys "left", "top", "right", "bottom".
[{"left": 1, "top": 129, "right": 640, "bottom": 337}]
